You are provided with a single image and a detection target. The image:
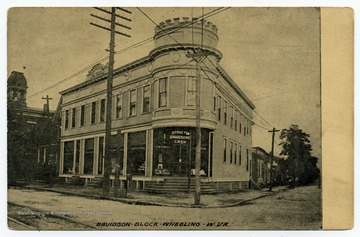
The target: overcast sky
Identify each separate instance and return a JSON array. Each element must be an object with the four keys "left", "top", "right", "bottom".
[{"left": 7, "top": 7, "right": 321, "bottom": 157}]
